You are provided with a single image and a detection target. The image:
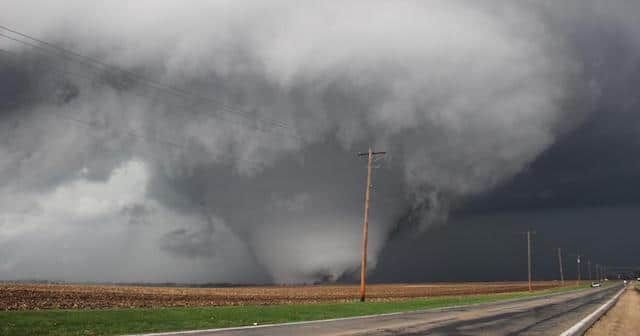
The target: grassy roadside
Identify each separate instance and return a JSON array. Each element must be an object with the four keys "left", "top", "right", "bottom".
[{"left": 0, "top": 285, "right": 588, "bottom": 336}]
